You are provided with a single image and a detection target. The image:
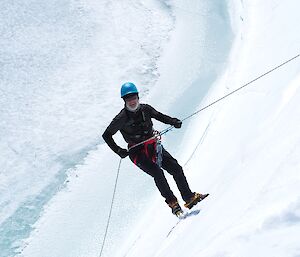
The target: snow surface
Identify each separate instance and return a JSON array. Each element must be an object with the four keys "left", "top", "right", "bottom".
[{"left": 1, "top": 0, "right": 300, "bottom": 256}]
